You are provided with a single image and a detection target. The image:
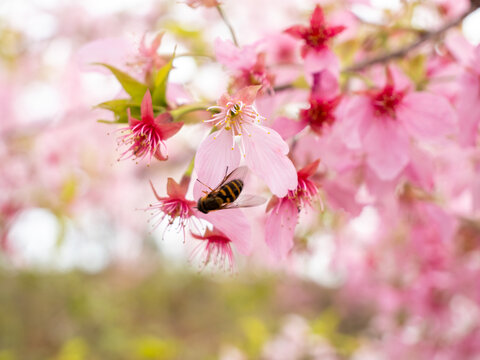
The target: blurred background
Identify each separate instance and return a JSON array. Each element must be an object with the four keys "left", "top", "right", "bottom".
[{"left": 2, "top": 0, "right": 480, "bottom": 359}]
